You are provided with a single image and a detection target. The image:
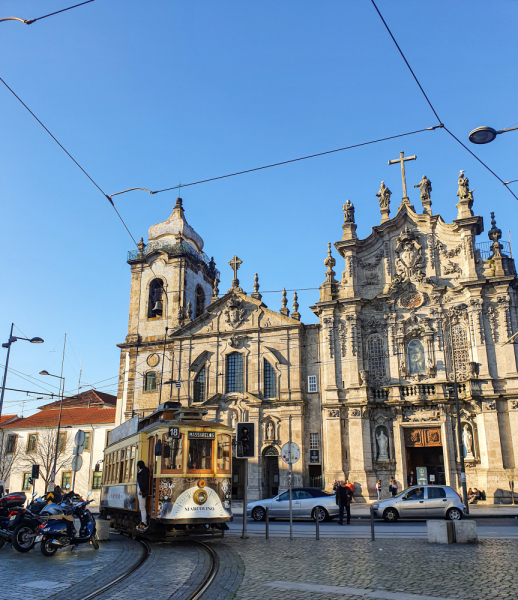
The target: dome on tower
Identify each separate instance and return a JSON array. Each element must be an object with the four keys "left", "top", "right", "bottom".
[{"left": 148, "top": 198, "right": 204, "bottom": 253}]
